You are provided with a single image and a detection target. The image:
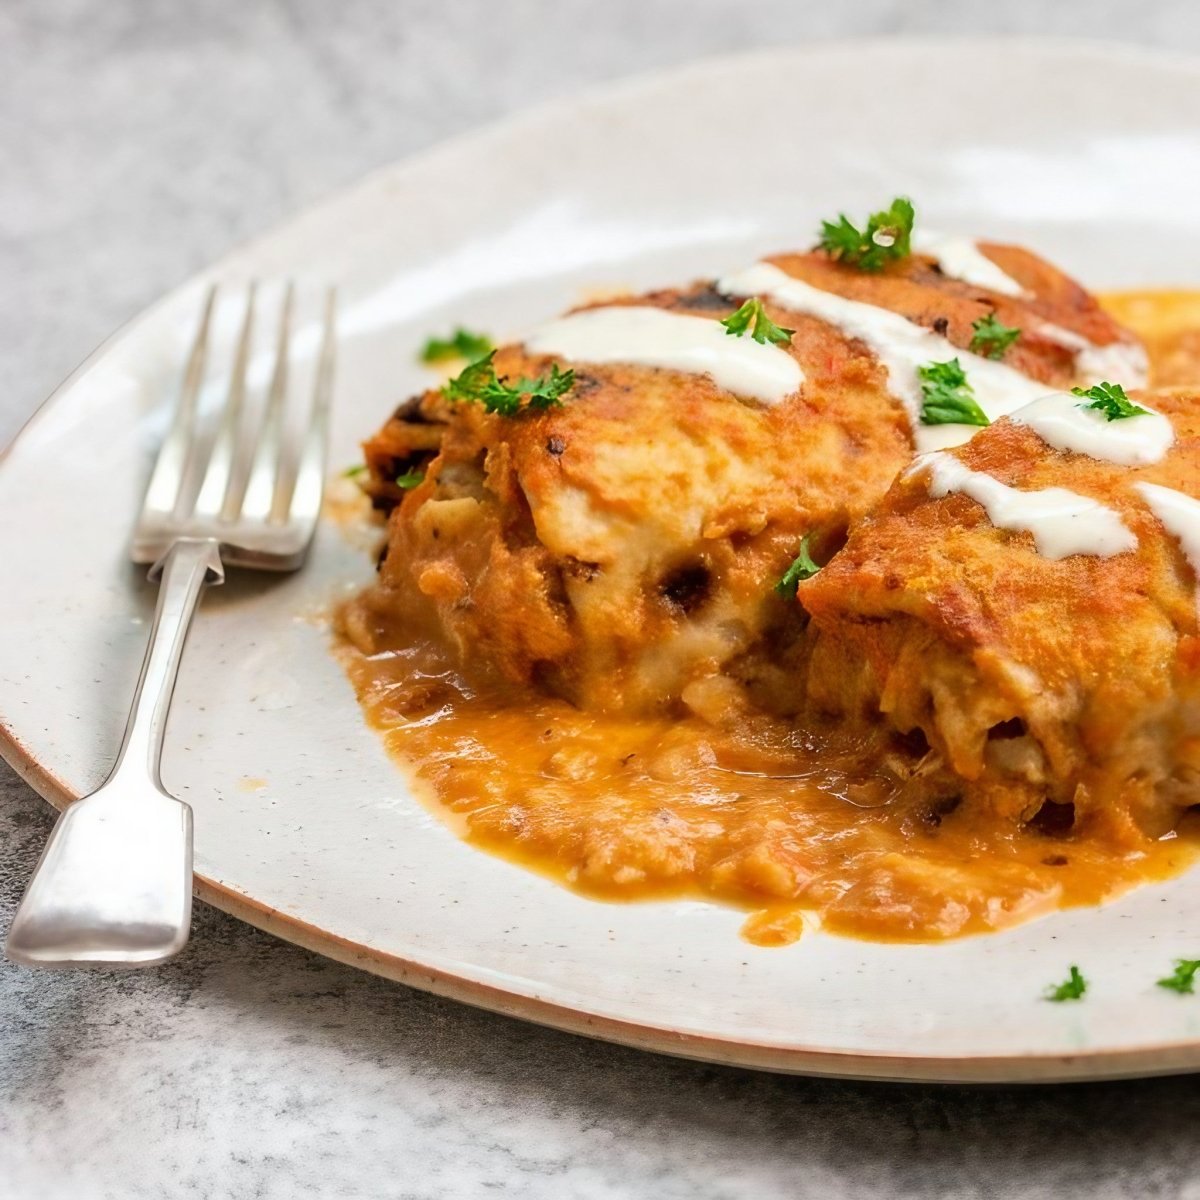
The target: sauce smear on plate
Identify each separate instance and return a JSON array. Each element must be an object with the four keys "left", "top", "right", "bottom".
[{"left": 335, "top": 588, "right": 1199, "bottom": 944}]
